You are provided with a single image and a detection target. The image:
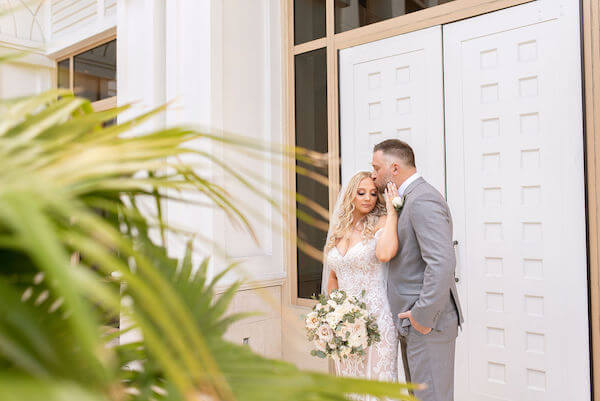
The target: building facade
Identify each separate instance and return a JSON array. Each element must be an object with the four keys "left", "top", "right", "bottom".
[{"left": 1, "top": 0, "right": 599, "bottom": 400}]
